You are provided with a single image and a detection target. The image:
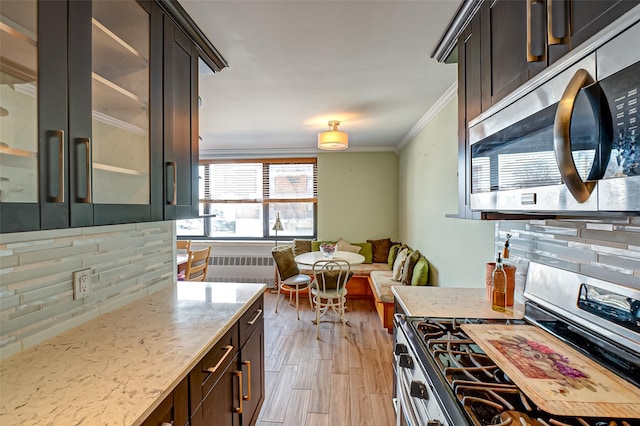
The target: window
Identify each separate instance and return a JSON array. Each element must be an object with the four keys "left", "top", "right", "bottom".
[{"left": 177, "top": 159, "right": 317, "bottom": 239}]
